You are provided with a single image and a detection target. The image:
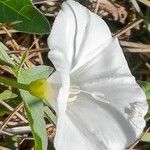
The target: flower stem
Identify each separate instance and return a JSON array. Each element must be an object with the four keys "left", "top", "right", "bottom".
[{"left": 0, "top": 75, "right": 28, "bottom": 91}]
